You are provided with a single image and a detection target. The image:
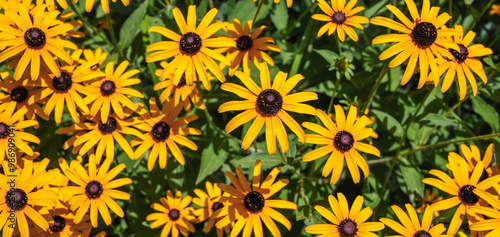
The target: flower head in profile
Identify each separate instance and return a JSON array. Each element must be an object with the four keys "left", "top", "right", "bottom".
[
  {"left": 381, "top": 204, "right": 451, "bottom": 237},
  {"left": 446, "top": 143, "right": 498, "bottom": 181},
  {"left": 430, "top": 25, "right": 493, "bottom": 100},
  {"left": 146, "top": 5, "right": 234, "bottom": 90},
  {"left": 216, "top": 160, "right": 297, "bottom": 237},
  {"left": 305, "top": 193, "right": 384, "bottom": 237},
  {"left": 147, "top": 190, "right": 196, "bottom": 237},
  {"left": 219, "top": 19, "right": 280, "bottom": 76},
  {"left": 313, "top": 0, "right": 369, "bottom": 42},
  {"left": 302, "top": 106, "right": 380, "bottom": 184},
  {"left": 218, "top": 62, "right": 317, "bottom": 154},
  {"left": 371, "top": 0, "right": 458, "bottom": 89},
  {"left": 192, "top": 181, "right": 231, "bottom": 236}
]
